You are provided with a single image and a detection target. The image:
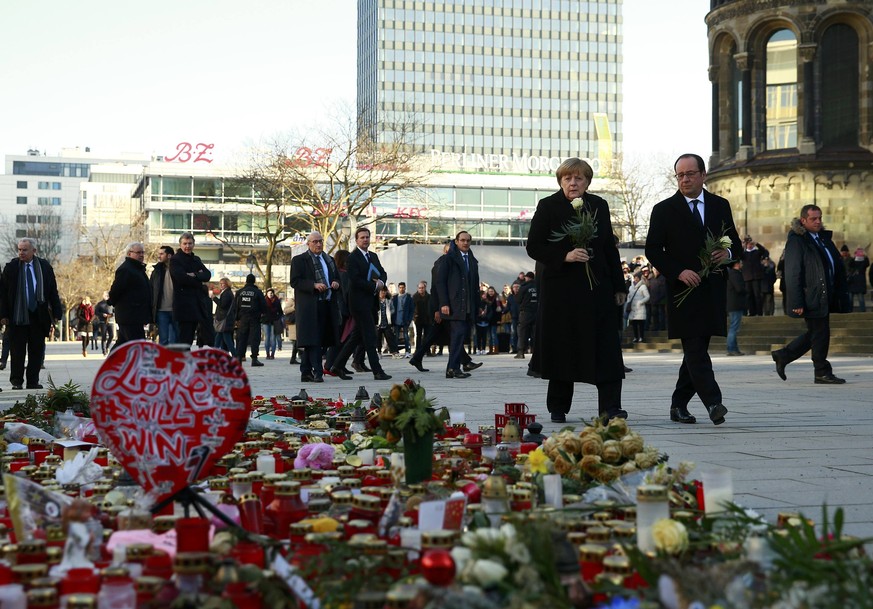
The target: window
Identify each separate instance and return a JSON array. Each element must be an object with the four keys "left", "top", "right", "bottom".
[
  {"left": 16, "top": 196, "right": 27, "bottom": 205},
  {"left": 16, "top": 181, "right": 26, "bottom": 189},
  {"left": 765, "top": 29, "right": 798, "bottom": 150},
  {"left": 820, "top": 24, "right": 859, "bottom": 148},
  {"left": 38, "top": 181, "right": 51, "bottom": 189},
  {"left": 162, "top": 177, "right": 192, "bottom": 200},
  {"left": 37, "top": 197, "right": 61, "bottom": 206},
  {"left": 161, "top": 213, "right": 189, "bottom": 230}
]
